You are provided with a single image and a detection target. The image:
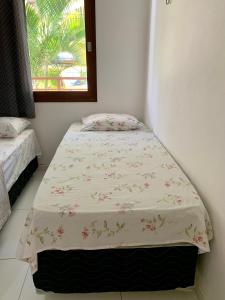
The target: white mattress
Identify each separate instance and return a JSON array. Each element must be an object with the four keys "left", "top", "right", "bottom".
[
  {"left": 0, "top": 129, "right": 41, "bottom": 191},
  {"left": 0, "top": 129, "right": 41, "bottom": 231},
  {"left": 0, "top": 167, "right": 10, "bottom": 231},
  {"left": 17, "top": 123, "right": 213, "bottom": 273}
]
